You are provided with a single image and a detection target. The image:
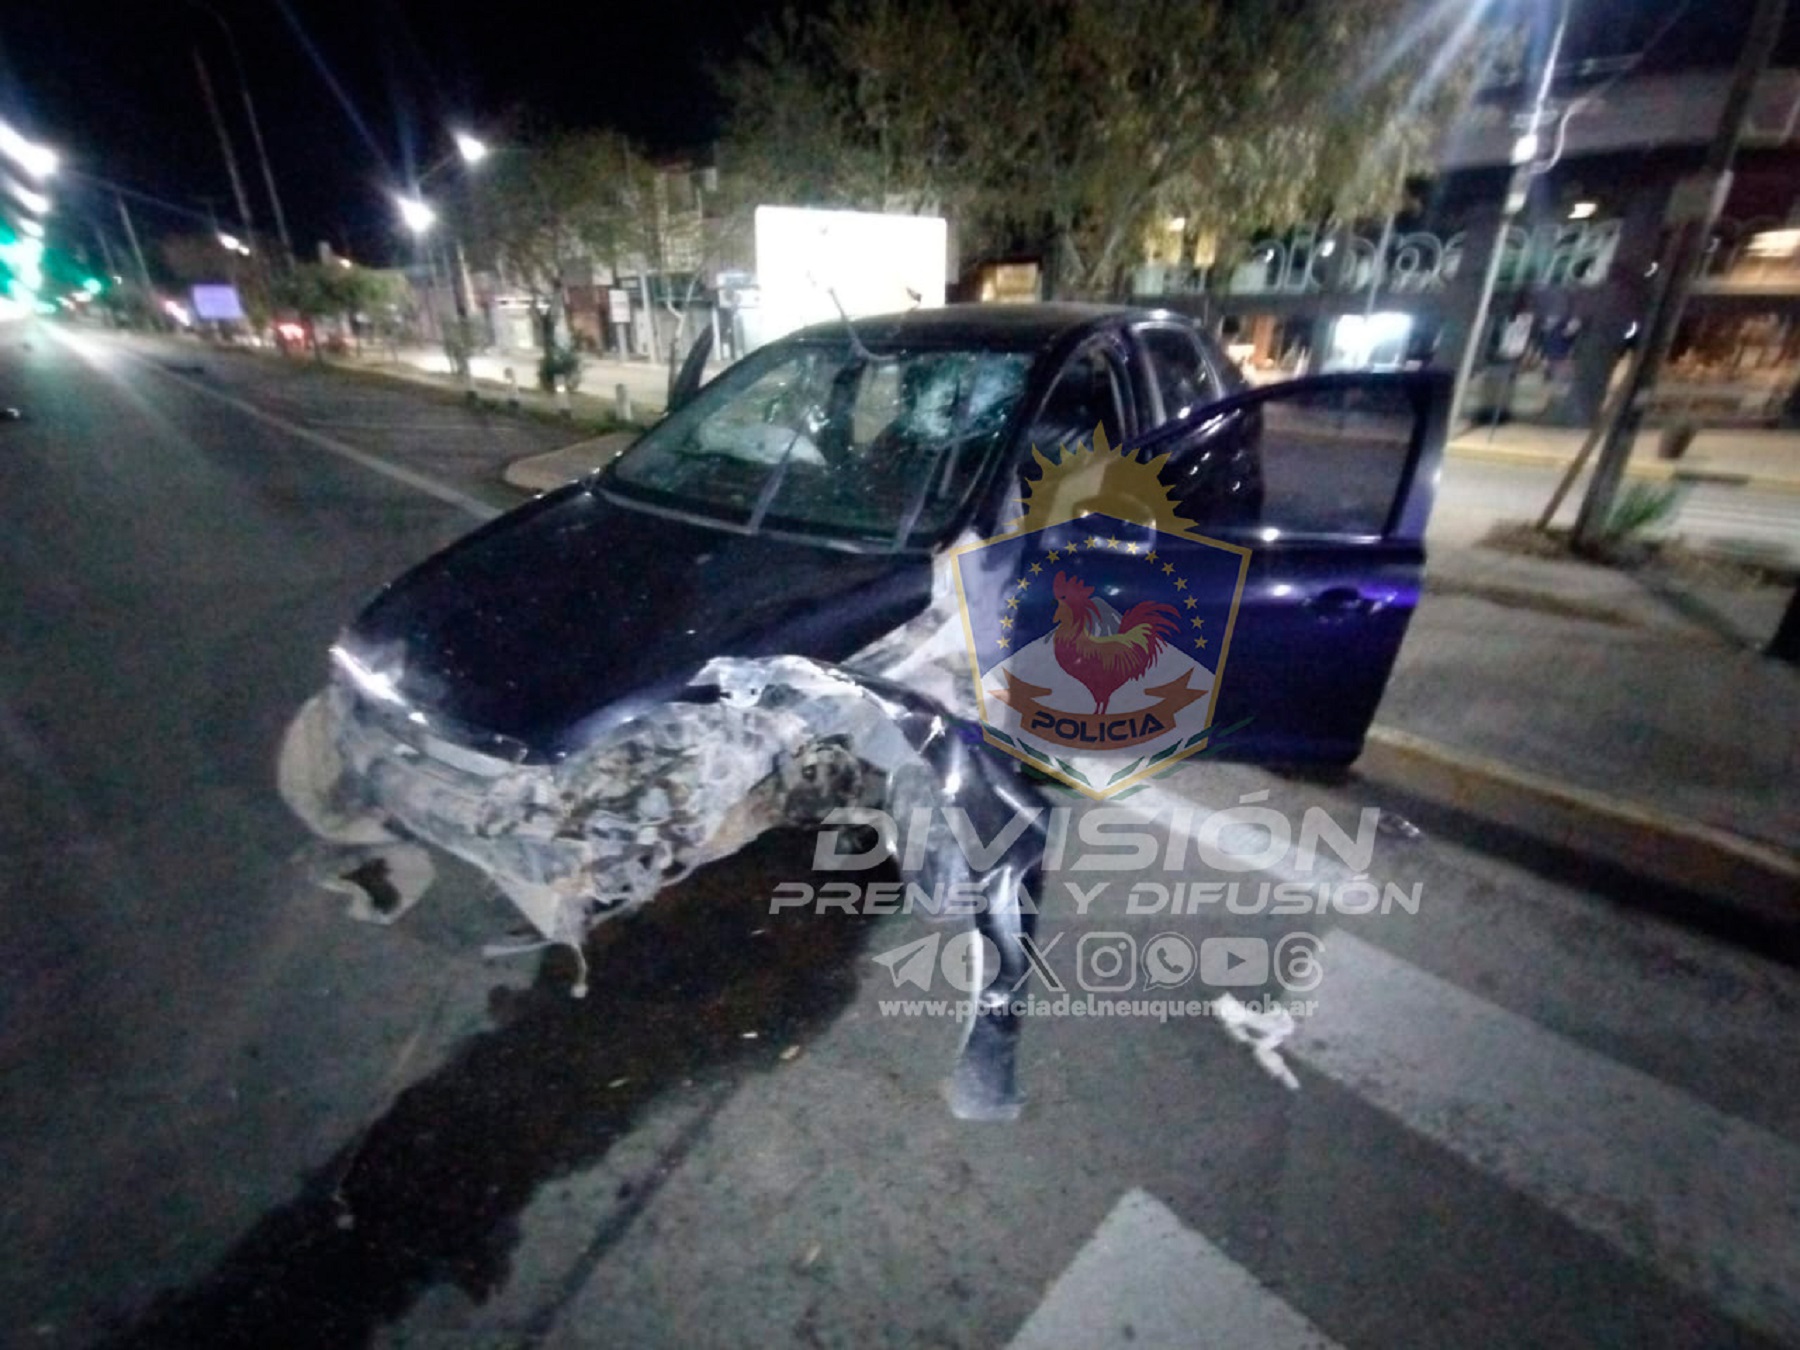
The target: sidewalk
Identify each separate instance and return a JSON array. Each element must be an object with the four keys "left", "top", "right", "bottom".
[
  {"left": 339, "top": 342, "right": 684, "bottom": 423},
  {"left": 1367, "top": 532, "right": 1798, "bottom": 915},
  {"left": 504, "top": 431, "right": 638, "bottom": 492},
  {"left": 1449, "top": 421, "right": 1800, "bottom": 492}
]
